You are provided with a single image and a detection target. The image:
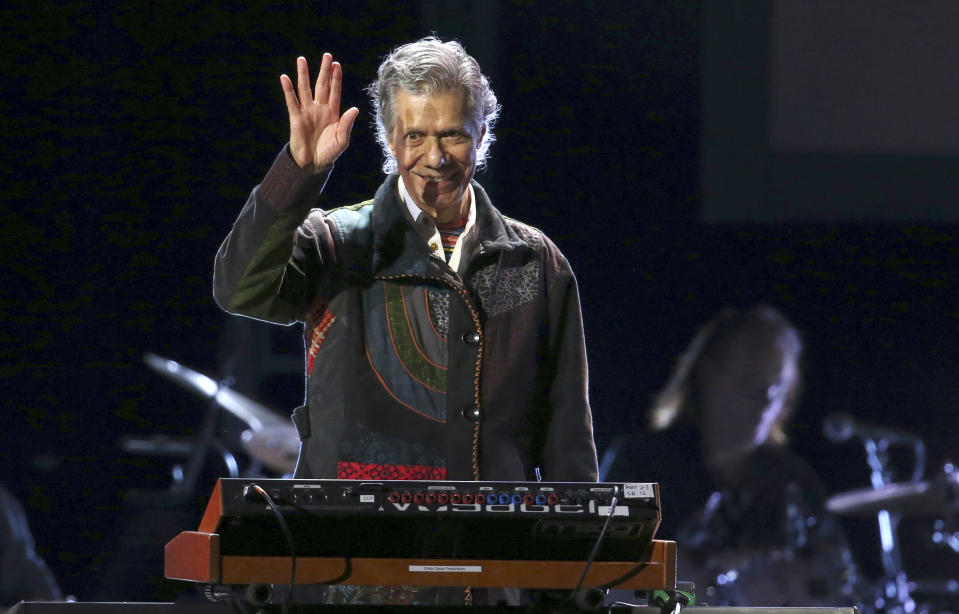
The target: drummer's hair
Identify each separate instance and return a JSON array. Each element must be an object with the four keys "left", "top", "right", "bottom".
[{"left": 649, "top": 304, "right": 803, "bottom": 445}]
